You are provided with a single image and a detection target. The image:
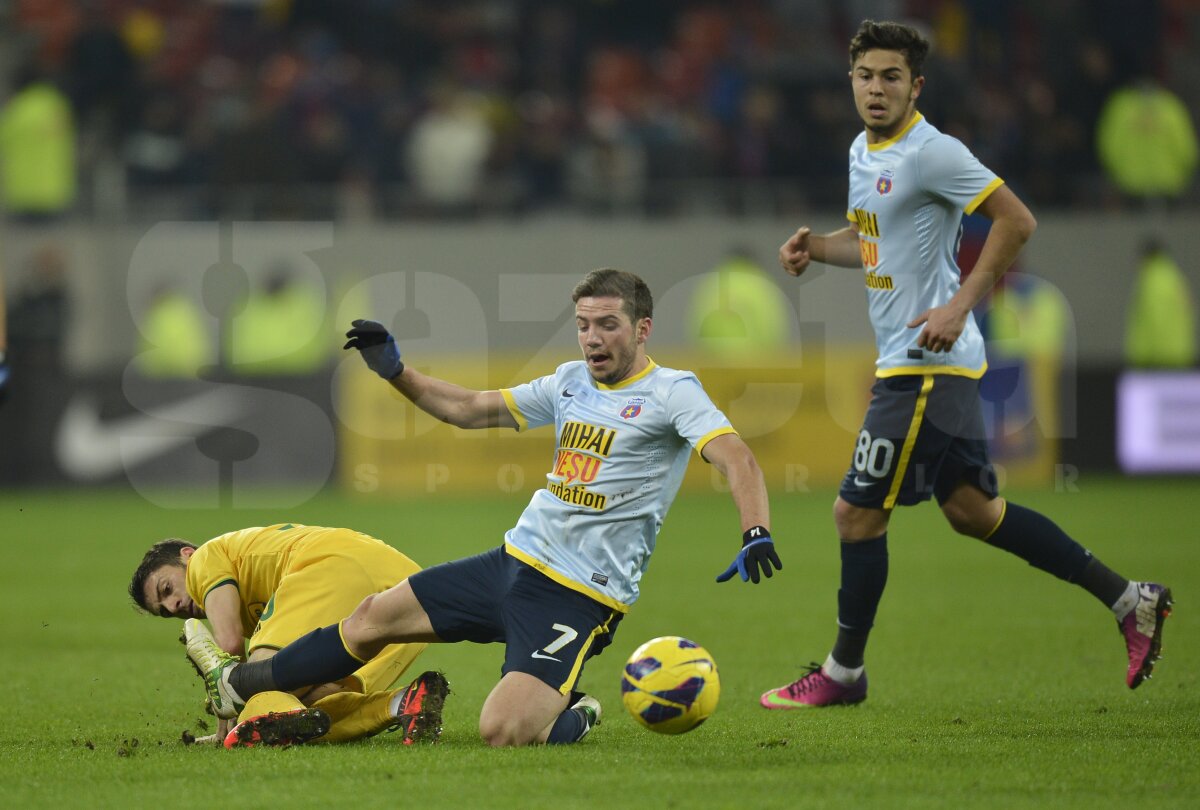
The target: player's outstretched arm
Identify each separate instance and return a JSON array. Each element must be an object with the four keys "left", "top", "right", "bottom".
[
  {"left": 344, "top": 319, "right": 517, "bottom": 430},
  {"left": 779, "top": 226, "right": 862, "bottom": 277},
  {"left": 702, "top": 434, "right": 782, "bottom": 584}
]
